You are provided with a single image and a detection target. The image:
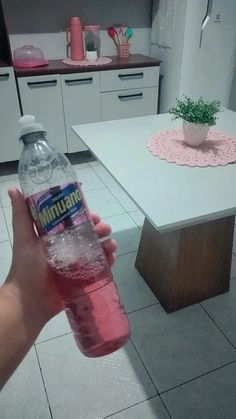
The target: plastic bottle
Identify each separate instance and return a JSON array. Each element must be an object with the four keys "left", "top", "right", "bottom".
[{"left": 18, "top": 115, "right": 130, "bottom": 357}]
